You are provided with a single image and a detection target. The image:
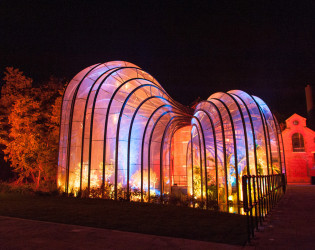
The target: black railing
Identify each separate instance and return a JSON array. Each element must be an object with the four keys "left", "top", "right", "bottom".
[{"left": 242, "top": 174, "right": 286, "bottom": 242}]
